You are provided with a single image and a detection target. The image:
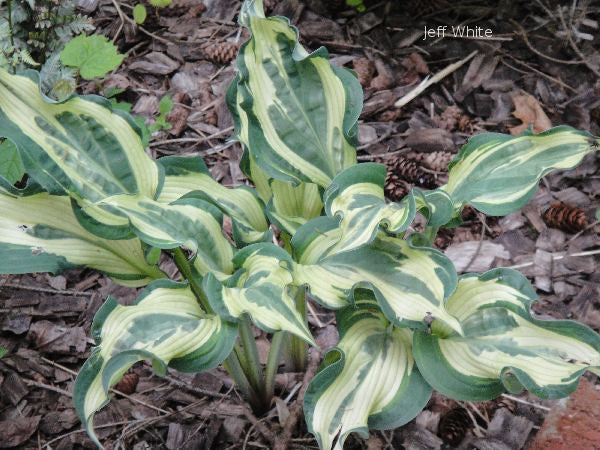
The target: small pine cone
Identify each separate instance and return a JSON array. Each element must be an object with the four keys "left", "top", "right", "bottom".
[
  {"left": 204, "top": 41, "right": 239, "bottom": 64},
  {"left": 352, "top": 57, "right": 376, "bottom": 88},
  {"left": 384, "top": 173, "right": 411, "bottom": 201},
  {"left": 437, "top": 105, "right": 462, "bottom": 131},
  {"left": 438, "top": 407, "right": 472, "bottom": 446},
  {"left": 422, "top": 151, "right": 453, "bottom": 172},
  {"left": 543, "top": 203, "right": 588, "bottom": 233},
  {"left": 113, "top": 372, "right": 139, "bottom": 395},
  {"left": 390, "top": 157, "right": 436, "bottom": 189}
]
